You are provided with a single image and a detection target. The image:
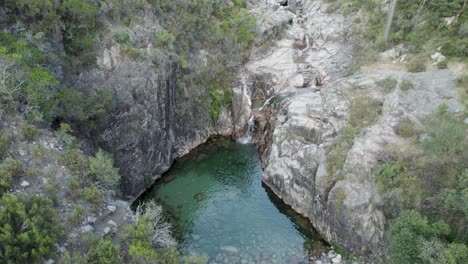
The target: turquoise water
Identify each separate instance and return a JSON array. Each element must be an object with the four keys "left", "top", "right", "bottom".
[{"left": 141, "top": 139, "right": 325, "bottom": 263}]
